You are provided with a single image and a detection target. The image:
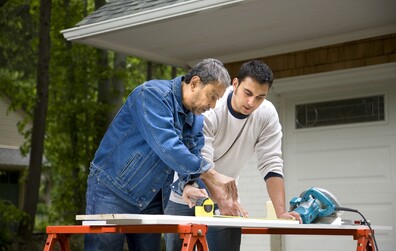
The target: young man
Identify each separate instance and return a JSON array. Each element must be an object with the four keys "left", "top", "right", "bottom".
[
  {"left": 84, "top": 58, "right": 230, "bottom": 251},
  {"left": 165, "top": 60, "right": 301, "bottom": 251}
]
